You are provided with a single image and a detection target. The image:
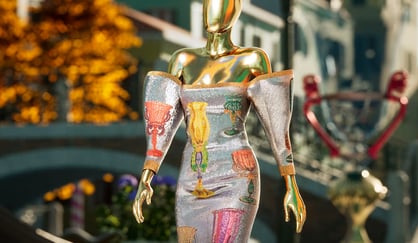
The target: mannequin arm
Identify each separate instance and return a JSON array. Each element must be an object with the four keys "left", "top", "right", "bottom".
[
  {"left": 132, "top": 71, "right": 183, "bottom": 223},
  {"left": 283, "top": 174, "right": 306, "bottom": 233},
  {"left": 133, "top": 169, "right": 155, "bottom": 223},
  {"left": 247, "top": 70, "right": 306, "bottom": 232}
]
